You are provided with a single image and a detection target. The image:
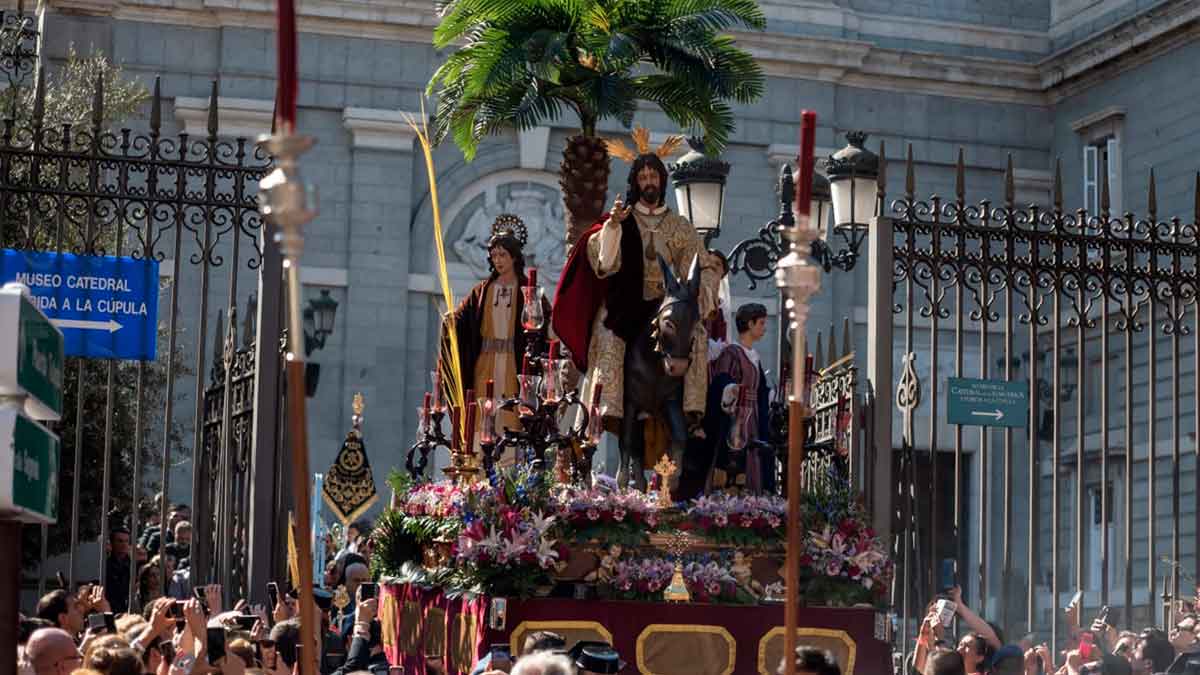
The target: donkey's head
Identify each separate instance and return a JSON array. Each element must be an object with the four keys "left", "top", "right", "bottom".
[{"left": 653, "top": 254, "right": 702, "bottom": 378}]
